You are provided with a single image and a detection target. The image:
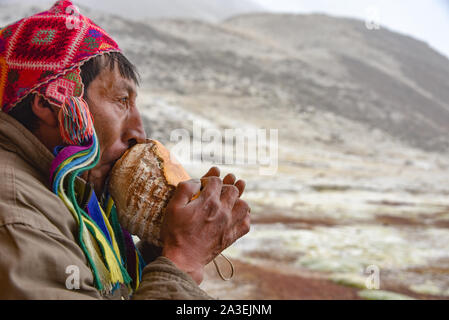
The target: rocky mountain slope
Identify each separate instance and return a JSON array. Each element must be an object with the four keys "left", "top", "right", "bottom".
[
  {"left": 137, "top": 13, "right": 449, "bottom": 152},
  {"left": 223, "top": 13, "right": 449, "bottom": 152},
  {"left": 1, "top": 4, "right": 448, "bottom": 153}
]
